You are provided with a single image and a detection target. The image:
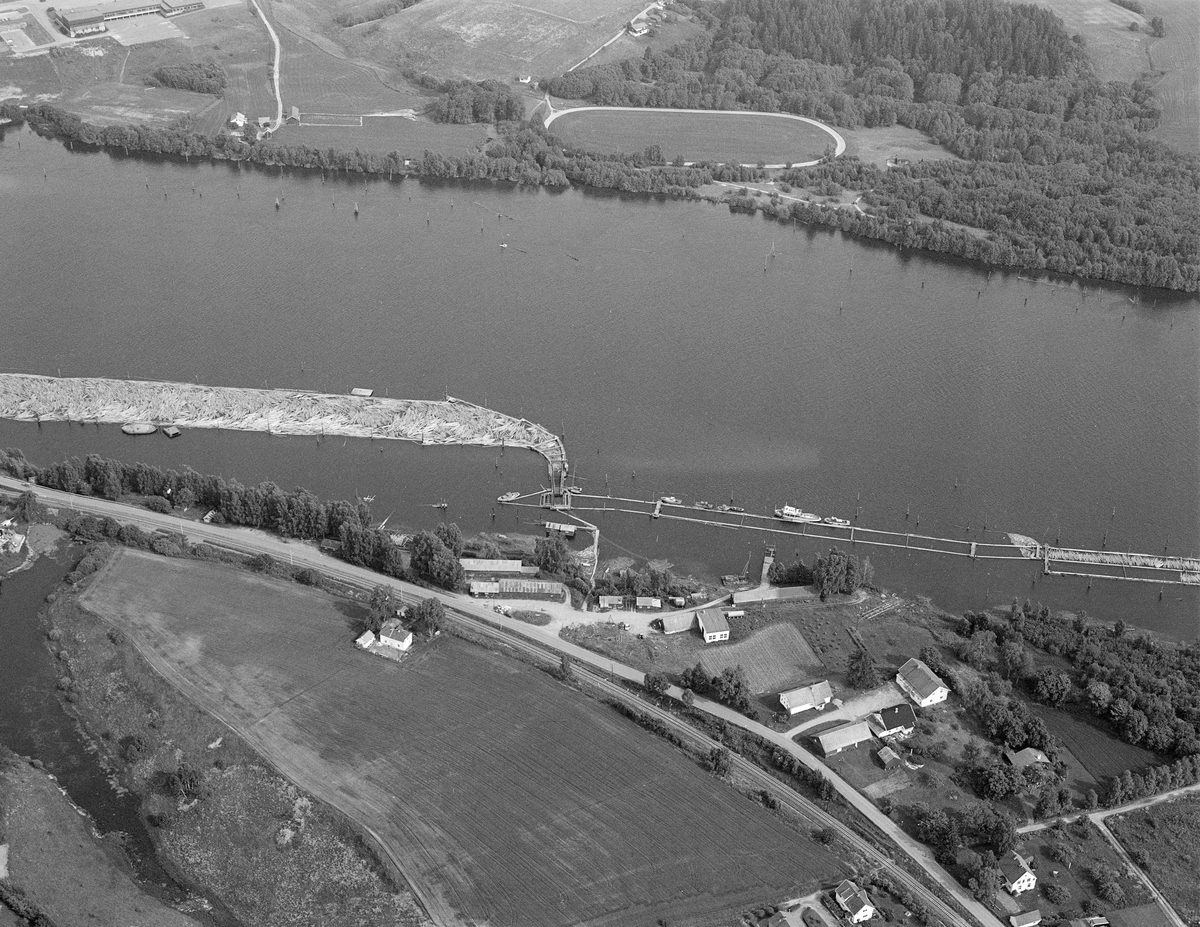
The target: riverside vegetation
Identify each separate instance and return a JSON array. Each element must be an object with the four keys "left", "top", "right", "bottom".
[{"left": 5, "top": 0, "right": 1195, "bottom": 295}]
